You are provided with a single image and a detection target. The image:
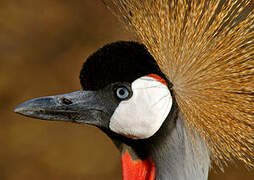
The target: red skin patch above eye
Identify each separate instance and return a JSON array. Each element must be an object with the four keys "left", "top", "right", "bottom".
[
  {"left": 146, "top": 74, "right": 167, "bottom": 86},
  {"left": 121, "top": 151, "right": 155, "bottom": 180}
]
